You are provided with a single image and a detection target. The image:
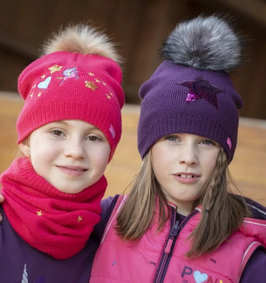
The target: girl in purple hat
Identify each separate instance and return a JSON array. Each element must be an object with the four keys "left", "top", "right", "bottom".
[{"left": 90, "top": 15, "right": 266, "bottom": 282}]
